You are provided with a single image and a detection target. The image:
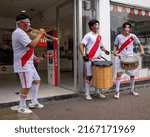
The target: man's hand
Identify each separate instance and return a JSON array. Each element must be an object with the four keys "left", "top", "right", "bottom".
[
  {"left": 140, "top": 51, "right": 144, "bottom": 56},
  {"left": 83, "top": 55, "right": 89, "bottom": 62},
  {"left": 39, "top": 28, "right": 46, "bottom": 37},
  {"left": 113, "top": 52, "right": 119, "bottom": 57},
  {"left": 34, "top": 56, "right": 44, "bottom": 64},
  {"left": 104, "top": 50, "right": 110, "bottom": 55}
]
